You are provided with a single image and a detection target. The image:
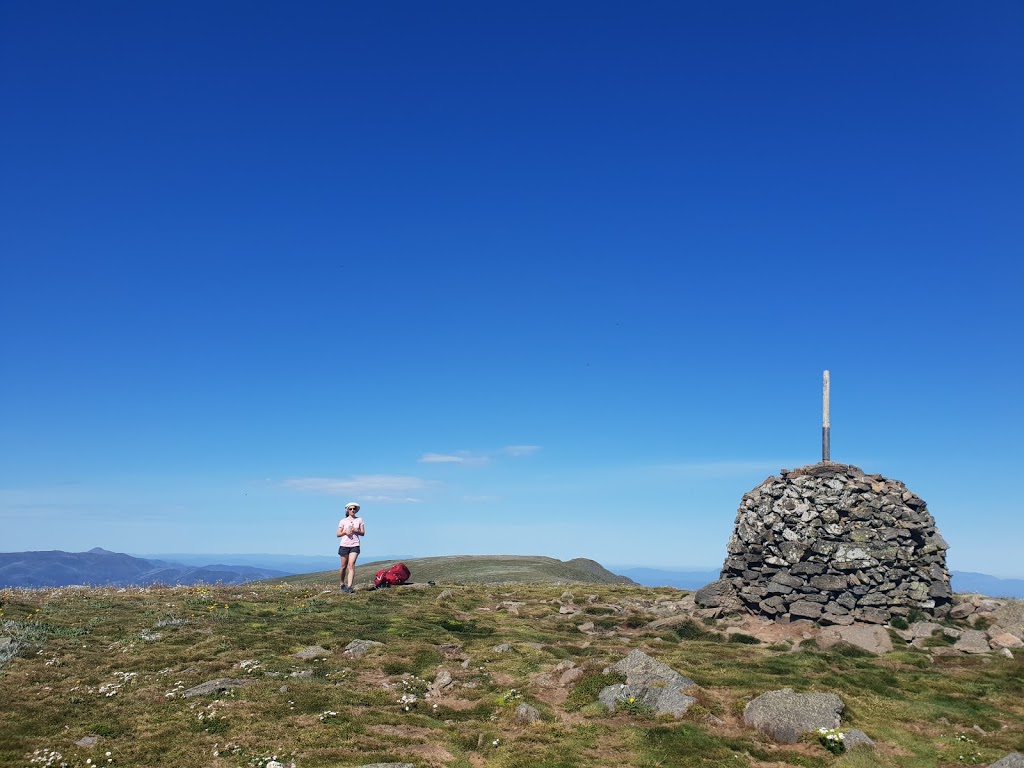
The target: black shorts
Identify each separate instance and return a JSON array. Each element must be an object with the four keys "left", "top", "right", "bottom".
[{"left": 338, "top": 546, "right": 361, "bottom": 557}]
